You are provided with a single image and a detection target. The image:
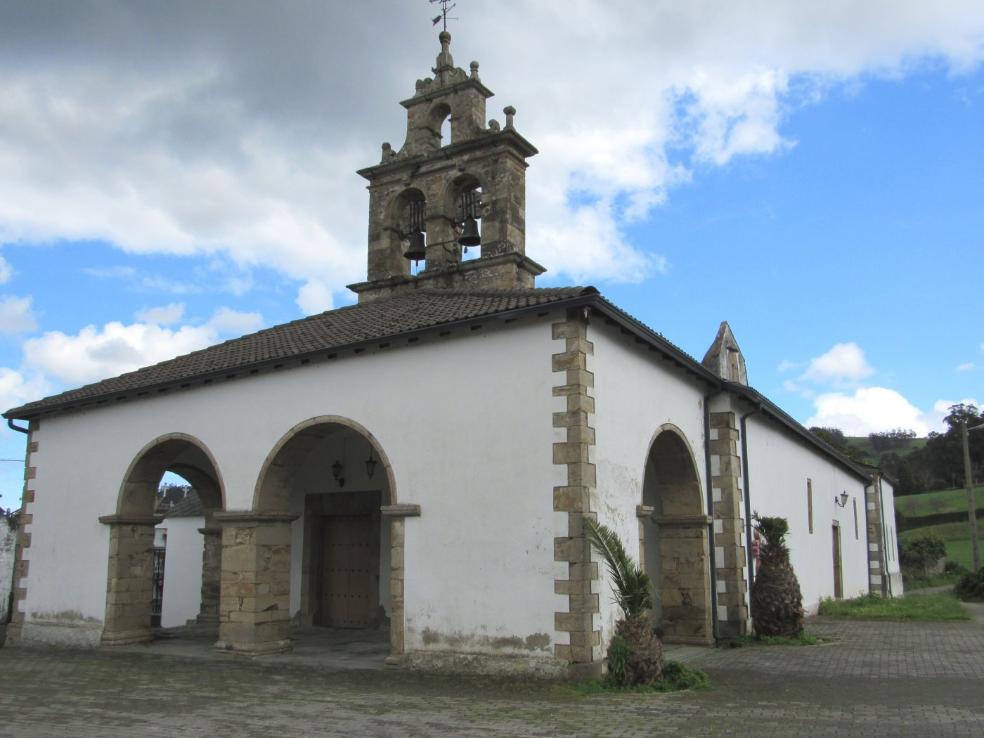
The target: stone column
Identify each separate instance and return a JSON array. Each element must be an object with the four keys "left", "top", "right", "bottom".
[
  {"left": 551, "top": 312, "right": 602, "bottom": 679},
  {"left": 708, "top": 411, "right": 749, "bottom": 639},
  {"left": 381, "top": 503, "right": 419, "bottom": 665},
  {"left": 865, "top": 478, "right": 887, "bottom": 597},
  {"left": 196, "top": 525, "right": 222, "bottom": 624},
  {"left": 213, "top": 512, "right": 296, "bottom": 655},
  {"left": 99, "top": 514, "right": 162, "bottom": 646}
]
